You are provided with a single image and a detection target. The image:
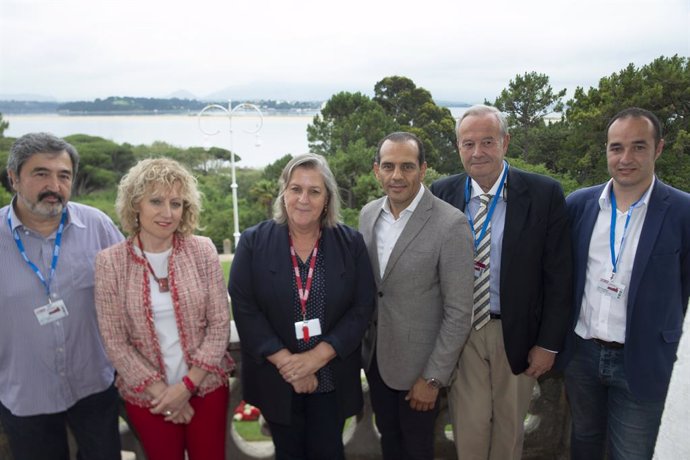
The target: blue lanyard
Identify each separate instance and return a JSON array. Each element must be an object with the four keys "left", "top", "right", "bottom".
[
  {"left": 609, "top": 189, "right": 642, "bottom": 275},
  {"left": 8, "top": 207, "right": 67, "bottom": 298},
  {"left": 465, "top": 161, "right": 509, "bottom": 250}
]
